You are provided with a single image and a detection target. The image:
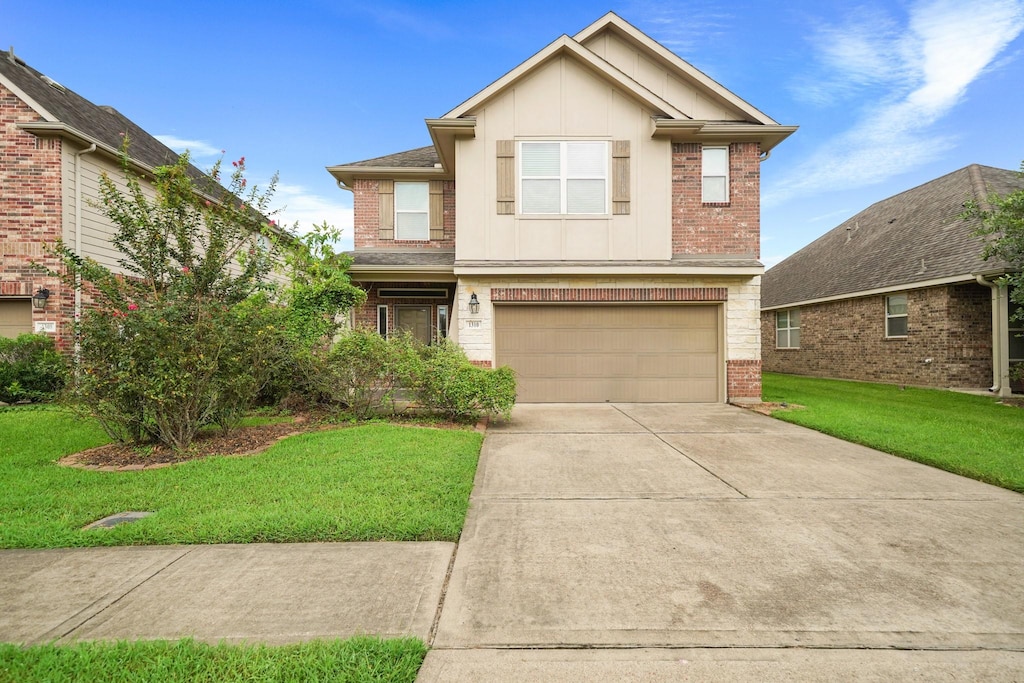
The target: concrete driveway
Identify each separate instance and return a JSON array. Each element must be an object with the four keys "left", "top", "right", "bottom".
[{"left": 421, "top": 403, "right": 1024, "bottom": 681}]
